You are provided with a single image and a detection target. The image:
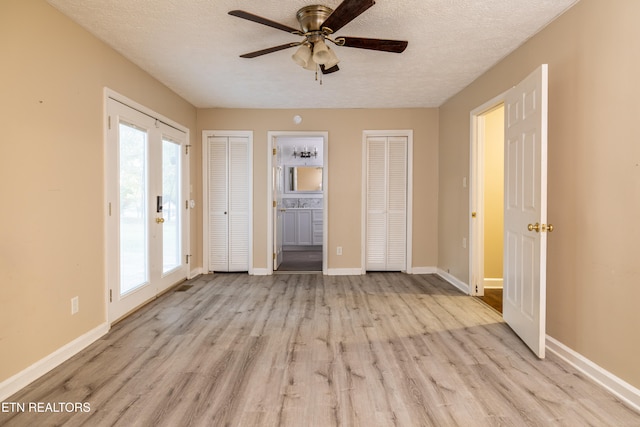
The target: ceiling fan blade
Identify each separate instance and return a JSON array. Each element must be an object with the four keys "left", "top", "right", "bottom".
[
  {"left": 229, "top": 10, "right": 300, "bottom": 34},
  {"left": 239, "top": 43, "right": 300, "bottom": 58},
  {"left": 339, "top": 37, "right": 408, "bottom": 53},
  {"left": 321, "top": 0, "right": 375, "bottom": 33},
  {"left": 320, "top": 64, "right": 340, "bottom": 74}
]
